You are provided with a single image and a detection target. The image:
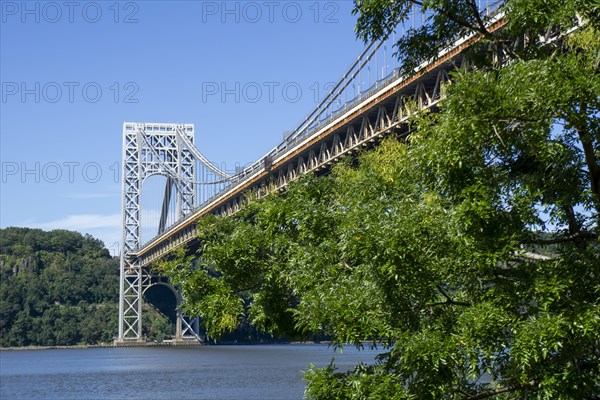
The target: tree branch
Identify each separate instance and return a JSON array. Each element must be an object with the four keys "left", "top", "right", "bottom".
[
  {"left": 562, "top": 204, "right": 588, "bottom": 250},
  {"left": 406, "top": 0, "right": 520, "bottom": 62},
  {"left": 432, "top": 285, "right": 472, "bottom": 307},
  {"left": 409, "top": 0, "right": 493, "bottom": 40},
  {"left": 428, "top": 300, "right": 472, "bottom": 307},
  {"left": 527, "top": 231, "right": 598, "bottom": 245},
  {"left": 574, "top": 103, "right": 600, "bottom": 217},
  {"left": 464, "top": 380, "right": 537, "bottom": 400},
  {"left": 467, "top": 0, "right": 490, "bottom": 36}
]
